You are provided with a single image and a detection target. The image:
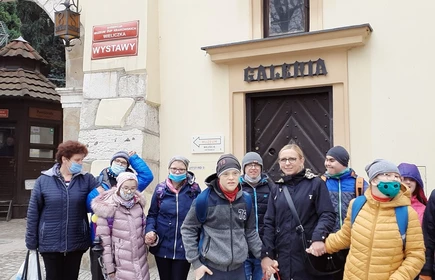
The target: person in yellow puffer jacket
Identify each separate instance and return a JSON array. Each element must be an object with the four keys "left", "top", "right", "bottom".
[{"left": 307, "top": 159, "right": 425, "bottom": 280}]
